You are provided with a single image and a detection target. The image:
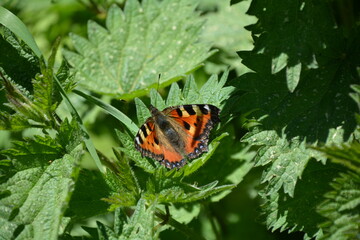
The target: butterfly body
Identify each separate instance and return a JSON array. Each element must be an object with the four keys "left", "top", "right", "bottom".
[{"left": 135, "top": 104, "right": 220, "bottom": 169}]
